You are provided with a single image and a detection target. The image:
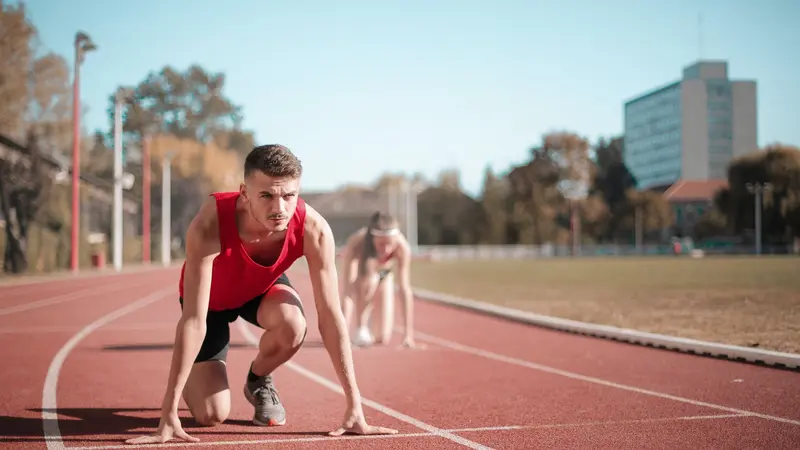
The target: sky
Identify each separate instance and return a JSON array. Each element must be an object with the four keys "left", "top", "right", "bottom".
[{"left": 15, "top": 0, "right": 800, "bottom": 196}]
